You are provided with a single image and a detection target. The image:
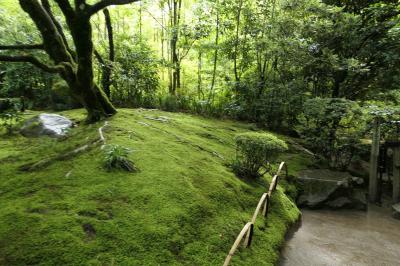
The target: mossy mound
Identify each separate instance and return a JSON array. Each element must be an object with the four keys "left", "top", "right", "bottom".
[{"left": 0, "top": 109, "right": 313, "bottom": 265}]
